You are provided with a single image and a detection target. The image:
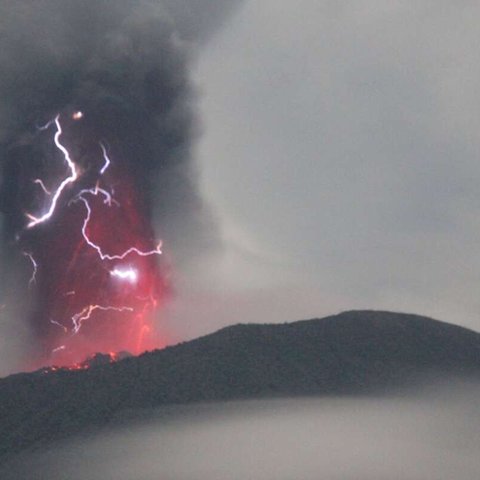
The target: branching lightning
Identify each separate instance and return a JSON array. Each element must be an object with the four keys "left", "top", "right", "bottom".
[
  {"left": 15, "top": 110, "right": 165, "bottom": 368},
  {"left": 26, "top": 115, "right": 79, "bottom": 229},
  {"left": 71, "top": 304, "right": 134, "bottom": 334},
  {"left": 73, "top": 184, "right": 118, "bottom": 207},
  {"left": 76, "top": 191, "right": 162, "bottom": 261}
]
